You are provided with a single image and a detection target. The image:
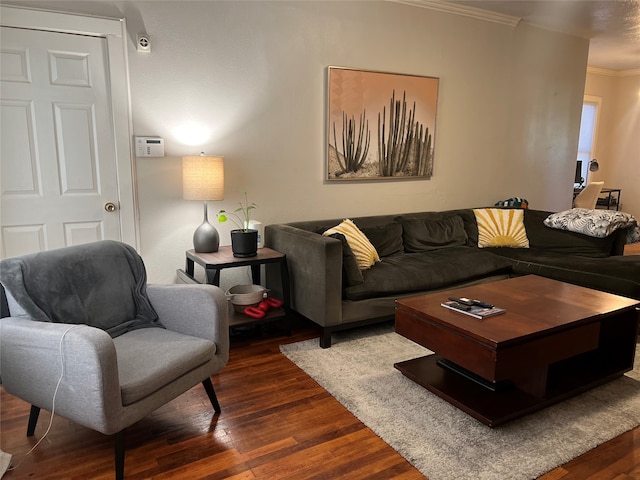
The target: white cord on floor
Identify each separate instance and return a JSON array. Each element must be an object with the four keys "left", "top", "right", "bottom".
[{"left": 7, "top": 324, "right": 82, "bottom": 471}]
